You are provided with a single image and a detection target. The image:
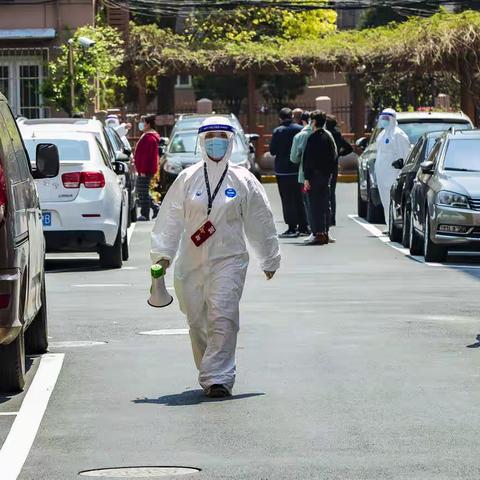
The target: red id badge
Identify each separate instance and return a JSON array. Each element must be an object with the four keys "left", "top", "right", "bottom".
[{"left": 191, "top": 220, "right": 216, "bottom": 247}]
